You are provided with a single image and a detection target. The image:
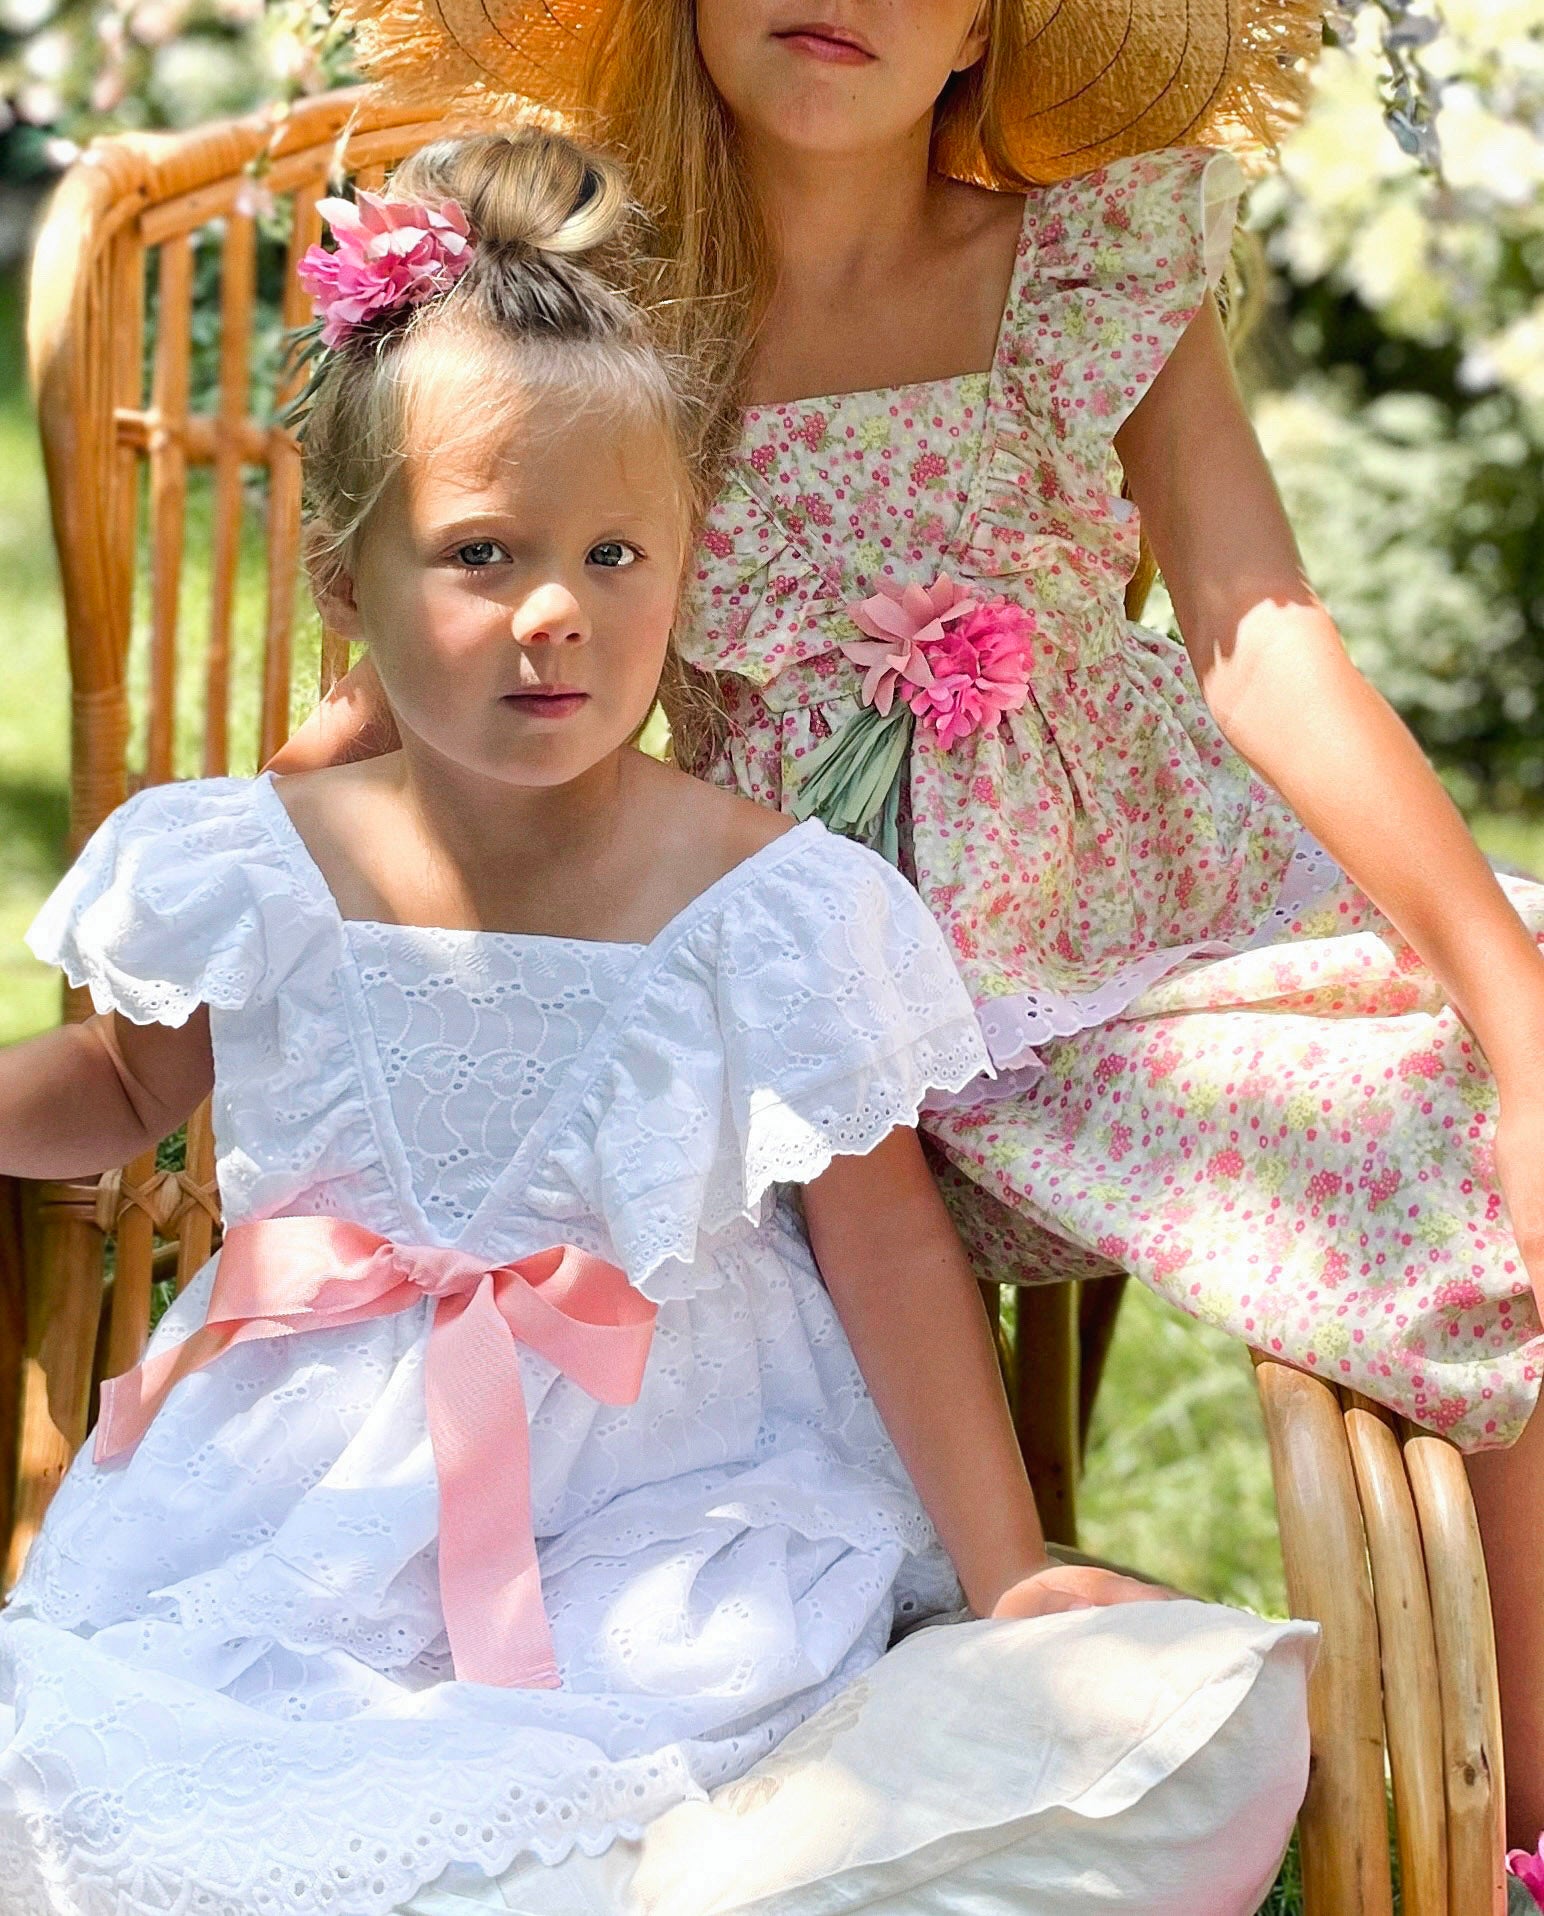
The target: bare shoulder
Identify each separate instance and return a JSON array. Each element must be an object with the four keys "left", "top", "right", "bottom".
[
  {"left": 629, "top": 755, "right": 797, "bottom": 893},
  {"left": 696, "top": 781, "right": 799, "bottom": 862},
  {"left": 269, "top": 754, "right": 400, "bottom": 832},
  {"left": 266, "top": 756, "right": 405, "bottom": 913}
]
